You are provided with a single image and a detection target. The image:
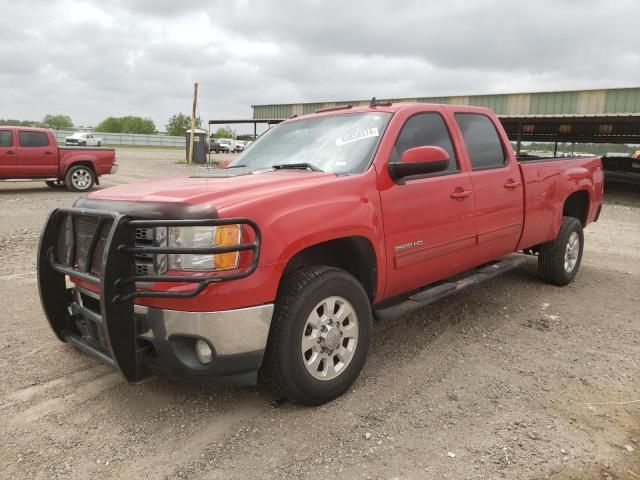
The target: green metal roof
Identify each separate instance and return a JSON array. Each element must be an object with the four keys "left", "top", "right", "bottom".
[{"left": 252, "top": 87, "right": 640, "bottom": 120}]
